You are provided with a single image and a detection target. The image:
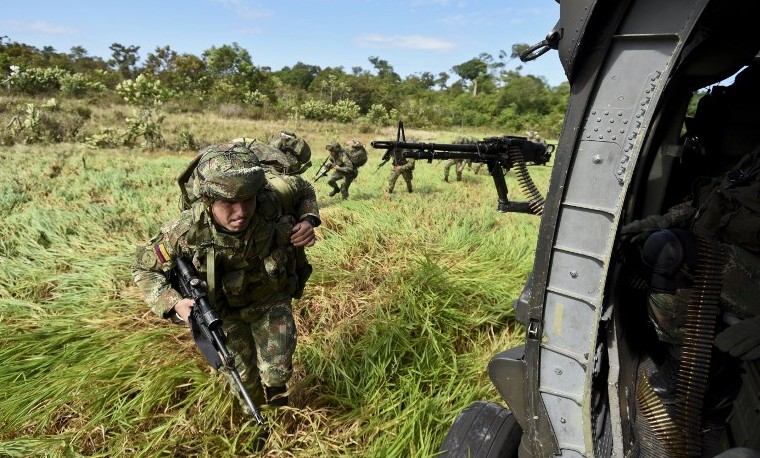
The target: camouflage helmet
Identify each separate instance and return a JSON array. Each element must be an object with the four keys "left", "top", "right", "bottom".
[
  {"left": 192, "top": 142, "right": 266, "bottom": 201},
  {"left": 325, "top": 141, "right": 341, "bottom": 153},
  {"left": 269, "top": 131, "right": 312, "bottom": 166}
]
